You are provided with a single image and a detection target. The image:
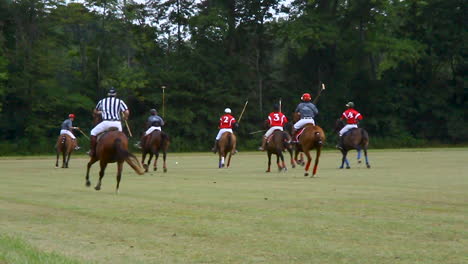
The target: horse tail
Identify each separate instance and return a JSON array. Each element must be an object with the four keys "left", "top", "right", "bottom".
[
  {"left": 227, "top": 133, "right": 232, "bottom": 149},
  {"left": 114, "top": 138, "right": 145, "bottom": 175},
  {"left": 360, "top": 128, "right": 369, "bottom": 147},
  {"left": 315, "top": 131, "right": 323, "bottom": 146}
]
